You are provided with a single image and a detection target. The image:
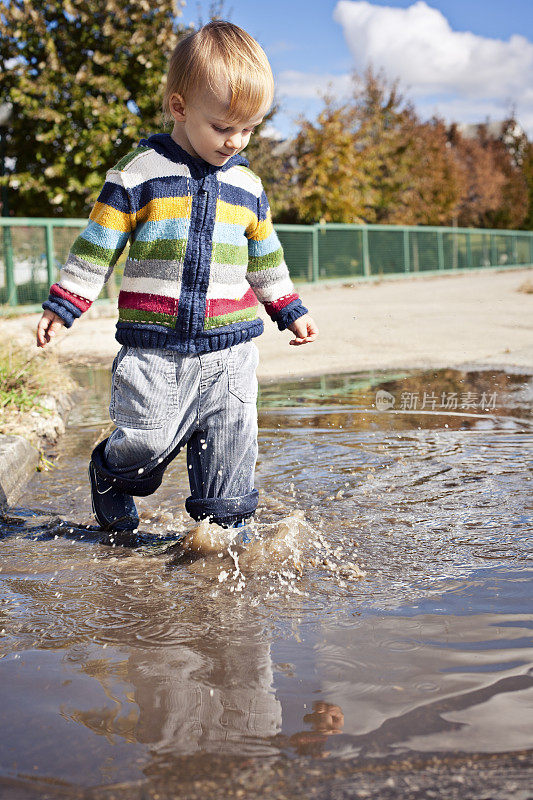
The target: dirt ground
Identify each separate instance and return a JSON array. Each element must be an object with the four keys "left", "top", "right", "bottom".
[{"left": 2, "top": 268, "right": 532, "bottom": 380}]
